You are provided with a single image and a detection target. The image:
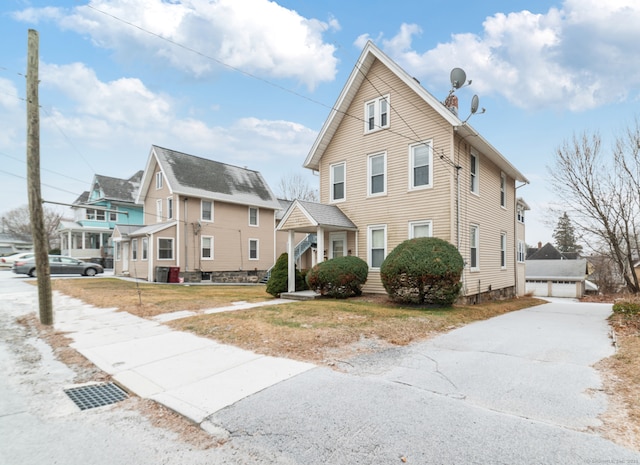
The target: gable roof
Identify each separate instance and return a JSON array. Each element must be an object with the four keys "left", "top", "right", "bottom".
[
  {"left": 277, "top": 200, "right": 357, "bottom": 232},
  {"left": 113, "top": 222, "right": 175, "bottom": 239},
  {"left": 304, "top": 41, "right": 528, "bottom": 184},
  {"left": 527, "top": 242, "right": 578, "bottom": 260},
  {"left": 91, "top": 171, "right": 143, "bottom": 204},
  {"left": 137, "top": 146, "right": 281, "bottom": 209},
  {"left": 525, "top": 259, "right": 588, "bottom": 281}
]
